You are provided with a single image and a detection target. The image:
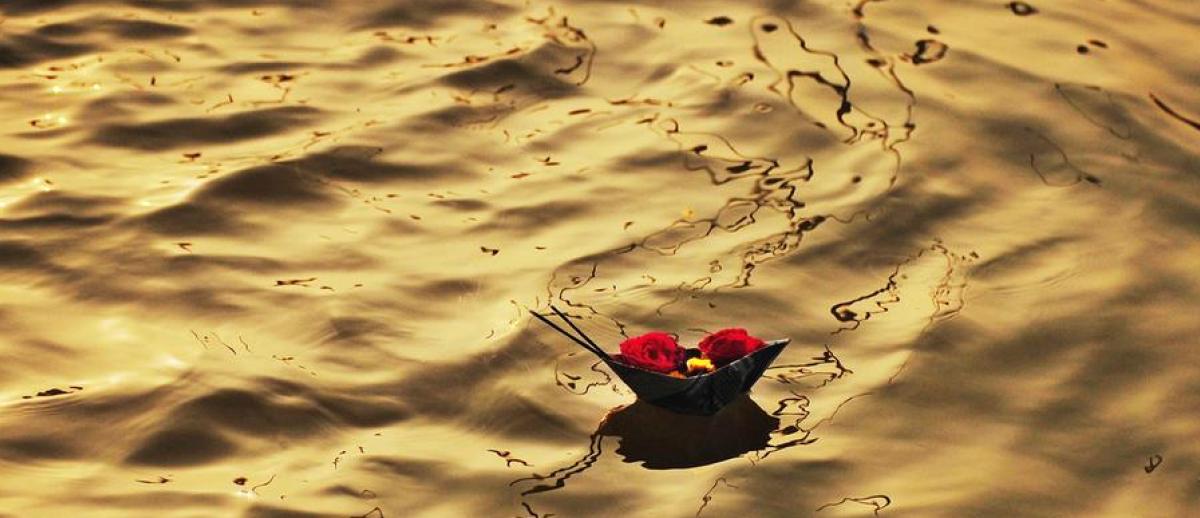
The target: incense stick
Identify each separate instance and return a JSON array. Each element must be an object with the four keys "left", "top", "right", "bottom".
[
  {"left": 549, "top": 305, "right": 606, "bottom": 357},
  {"left": 529, "top": 309, "right": 607, "bottom": 358}
]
